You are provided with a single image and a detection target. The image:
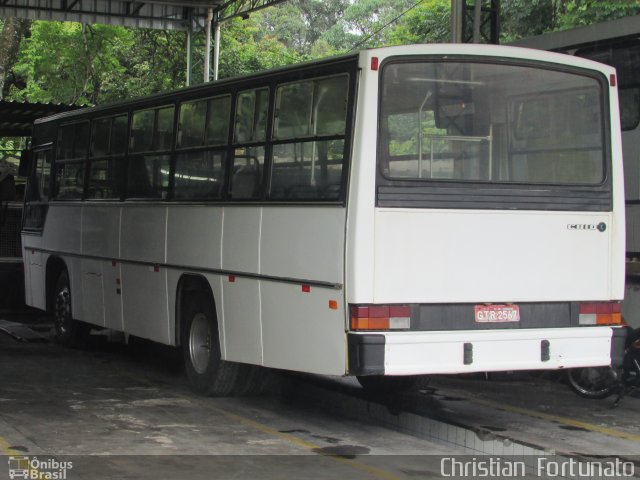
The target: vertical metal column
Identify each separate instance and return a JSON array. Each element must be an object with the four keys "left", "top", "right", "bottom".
[
  {"left": 185, "top": 7, "right": 193, "bottom": 86},
  {"left": 186, "top": 27, "right": 193, "bottom": 86},
  {"left": 451, "top": 0, "right": 464, "bottom": 43},
  {"left": 472, "top": 0, "right": 482, "bottom": 43},
  {"left": 204, "top": 7, "right": 213, "bottom": 83},
  {"left": 213, "top": 12, "right": 221, "bottom": 81}
]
